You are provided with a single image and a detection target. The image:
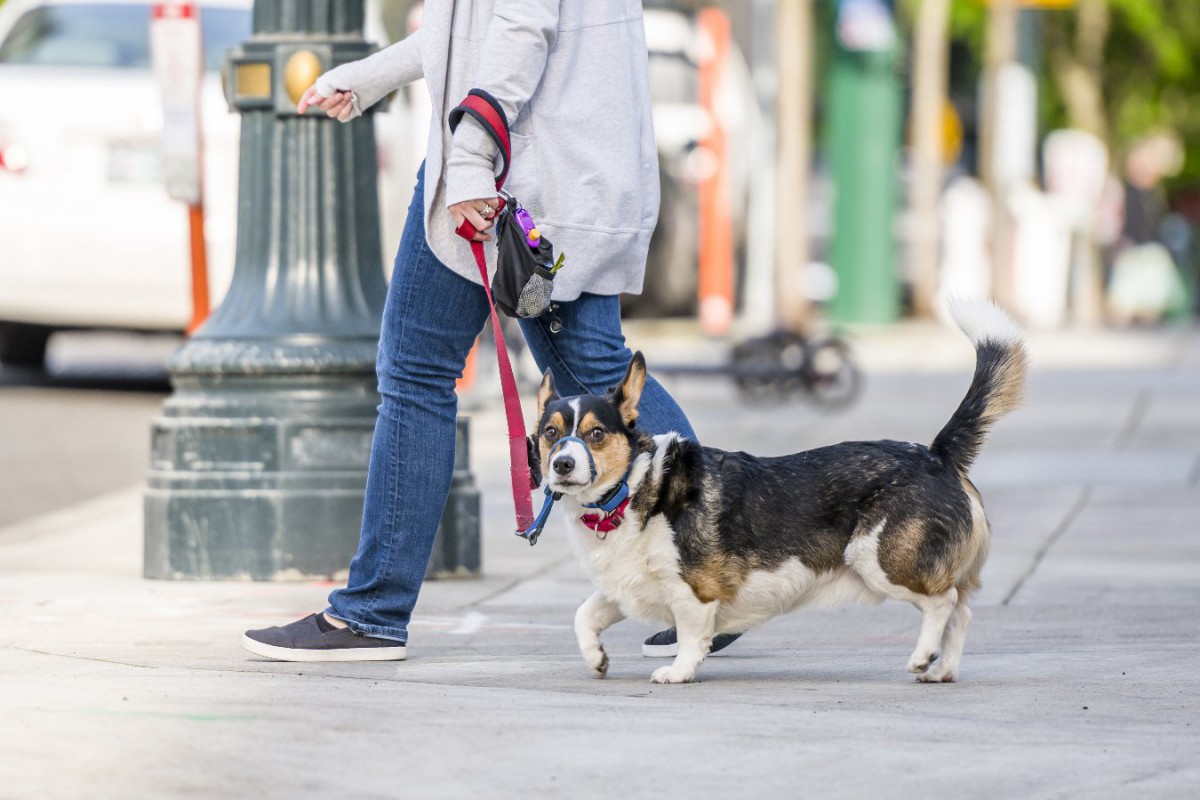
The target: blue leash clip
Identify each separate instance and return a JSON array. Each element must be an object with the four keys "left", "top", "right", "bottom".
[
  {"left": 517, "top": 487, "right": 560, "bottom": 546},
  {"left": 516, "top": 435, "right": 592, "bottom": 546}
]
